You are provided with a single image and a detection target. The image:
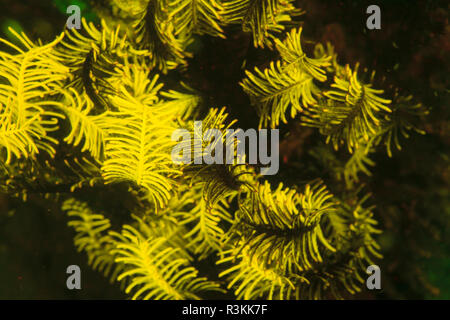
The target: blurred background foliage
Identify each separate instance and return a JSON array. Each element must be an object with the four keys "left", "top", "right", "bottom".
[{"left": 0, "top": 0, "right": 448, "bottom": 299}]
